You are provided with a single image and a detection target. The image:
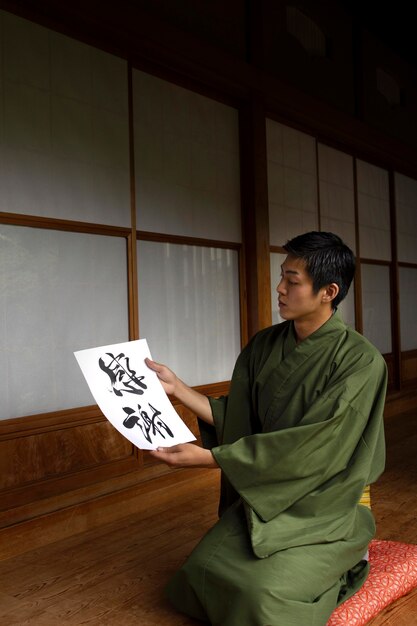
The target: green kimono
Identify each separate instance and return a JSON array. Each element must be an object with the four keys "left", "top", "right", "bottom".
[{"left": 166, "top": 313, "right": 387, "bottom": 626}]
